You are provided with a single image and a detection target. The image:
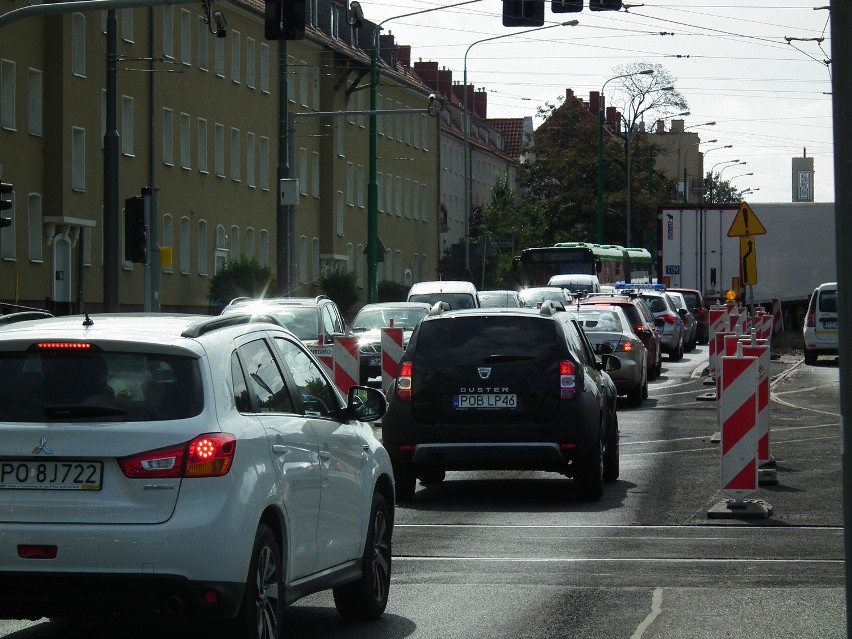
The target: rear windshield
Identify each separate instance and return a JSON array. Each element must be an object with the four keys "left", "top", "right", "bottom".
[
  {"left": 0, "top": 350, "right": 203, "bottom": 422},
  {"left": 414, "top": 316, "right": 558, "bottom": 364},
  {"left": 819, "top": 289, "right": 837, "bottom": 313},
  {"left": 679, "top": 292, "right": 701, "bottom": 309},
  {"left": 409, "top": 293, "right": 476, "bottom": 310}
]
